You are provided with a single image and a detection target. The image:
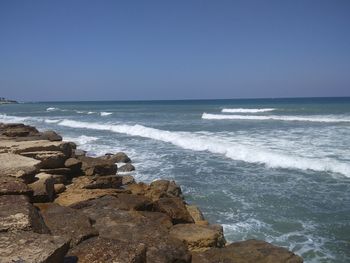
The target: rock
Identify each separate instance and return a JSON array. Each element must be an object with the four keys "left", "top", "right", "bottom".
[
  {"left": 80, "top": 156, "right": 117, "bottom": 176},
  {"left": 126, "top": 182, "right": 150, "bottom": 195},
  {"left": 52, "top": 174, "right": 68, "bottom": 184},
  {"left": 54, "top": 177, "right": 123, "bottom": 206},
  {"left": 54, "top": 183, "right": 66, "bottom": 194},
  {"left": 0, "top": 153, "right": 40, "bottom": 183},
  {"left": 192, "top": 239, "right": 303, "bottom": 263},
  {"left": 118, "top": 163, "right": 135, "bottom": 172},
  {"left": 122, "top": 175, "right": 135, "bottom": 185},
  {"left": 21, "top": 150, "right": 67, "bottom": 169},
  {"left": 0, "top": 123, "right": 39, "bottom": 137},
  {"left": 37, "top": 203, "right": 98, "bottom": 247},
  {"left": 72, "top": 149, "right": 86, "bottom": 158},
  {"left": 153, "top": 197, "right": 194, "bottom": 224},
  {"left": 40, "top": 167, "right": 72, "bottom": 176},
  {"left": 0, "top": 231, "right": 70, "bottom": 263},
  {"left": 186, "top": 205, "right": 206, "bottom": 223},
  {"left": 102, "top": 152, "right": 131, "bottom": 163},
  {"left": 82, "top": 175, "right": 123, "bottom": 189},
  {"left": 0, "top": 195, "right": 49, "bottom": 233},
  {"left": 40, "top": 130, "right": 62, "bottom": 141},
  {"left": 0, "top": 176, "right": 33, "bottom": 196},
  {"left": 169, "top": 224, "right": 225, "bottom": 252},
  {"left": 148, "top": 179, "right": 183, "bottom": 200},
  {"left": 64, "top": 158, "right": 82, "bottom": 174},
  {"left": 28, "top": 175, "right": 55, "bottom": 202},
  {"left": 66, "top": 237, "right": 146, "bottom": 263}
]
